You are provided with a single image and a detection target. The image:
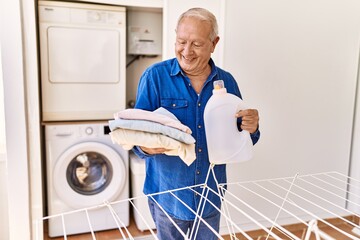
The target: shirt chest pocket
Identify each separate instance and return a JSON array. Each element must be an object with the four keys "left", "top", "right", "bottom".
[{"left": 161, "top": 99, "right": 188, "bottom": 123}]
